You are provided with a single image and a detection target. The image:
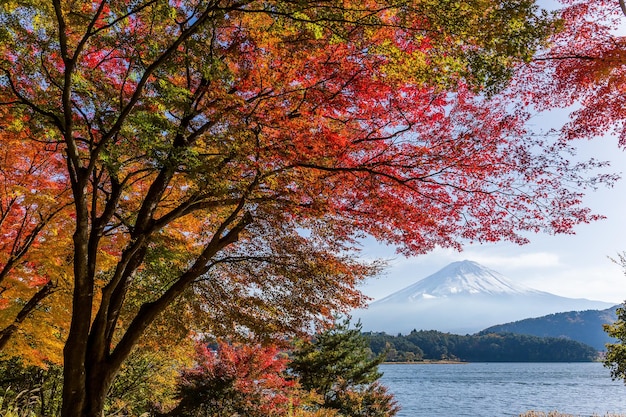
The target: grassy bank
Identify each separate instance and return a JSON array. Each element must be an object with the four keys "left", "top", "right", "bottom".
[
  {"left": 382, "top": 359, "right": 467, "bottom": 364},
  {"left": 2, "top": 392, "right": 624, "bottom": 417},
  {"left": 519, "top": 413, "right": 626, "bottom": 417}
]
